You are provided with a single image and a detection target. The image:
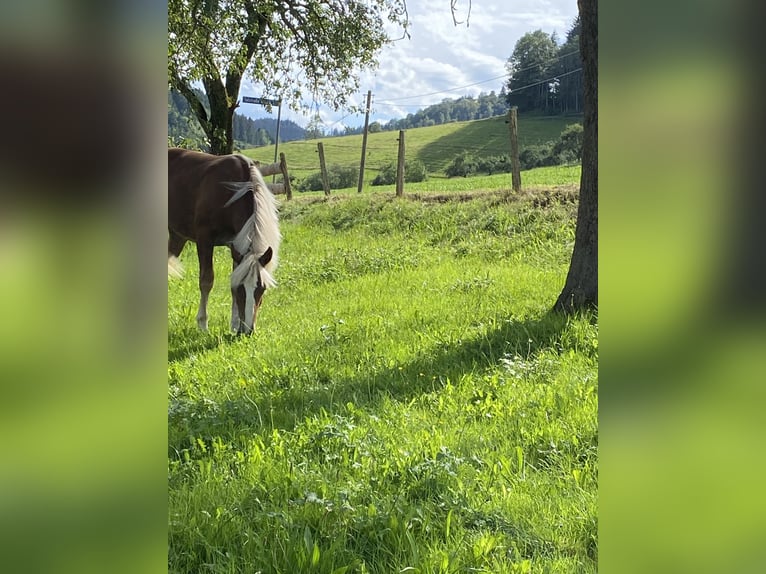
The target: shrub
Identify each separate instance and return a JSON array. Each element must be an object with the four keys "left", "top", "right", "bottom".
[
  {"left": 371, "top": 160, "right": 428, "bottom": 186},
  {"left": 442, "top": 122, "right": 583, "bottom": 177},
  {"left": 551, "top": 123, "right": 583, "bottom": 164},
  {"left": 371, "top": 164, "right": 395, "bottom": 186},
  {"left": 519, "top": 144, "right": 554, "bottom": 170},
  {"left": 297, "top": 164, "right": 359, "bottom": 192},
  {"left": 331, "top": 165, "right": 359, "bottom": 189},
  {"left": 447, "top": 149, "right": 571, "bottom": 176},
  {"left": 445, "top": 152, "right": 478, "bottom": 177},
  {"left": 297, "top": 171, "right": 324, "bottom": 192},
  {"left": 405, "top": 159, "right": 428, "bottom": 183},
  {"left": 475, "top": 155, "right": 512, "bottom": 175}
]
